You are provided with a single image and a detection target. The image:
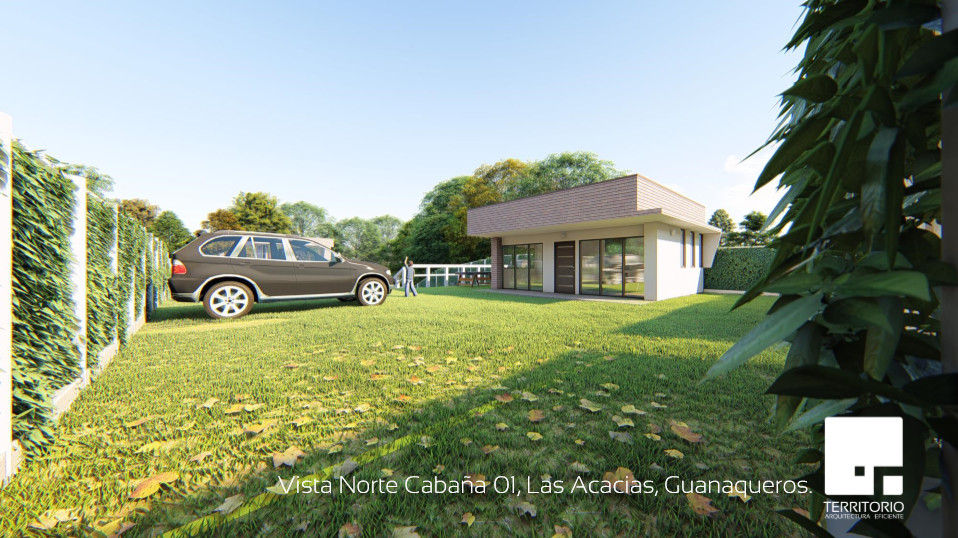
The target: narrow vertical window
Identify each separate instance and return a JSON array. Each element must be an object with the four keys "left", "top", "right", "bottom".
[
  {"left": 680, "top": 228, "right": 686, "bottom": 267},
  {"left": 699, "top": 233, "right": 704, "bottom": 267},
  {"left": 690, "top": 232, "right": 696, "bottom": 267}
]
